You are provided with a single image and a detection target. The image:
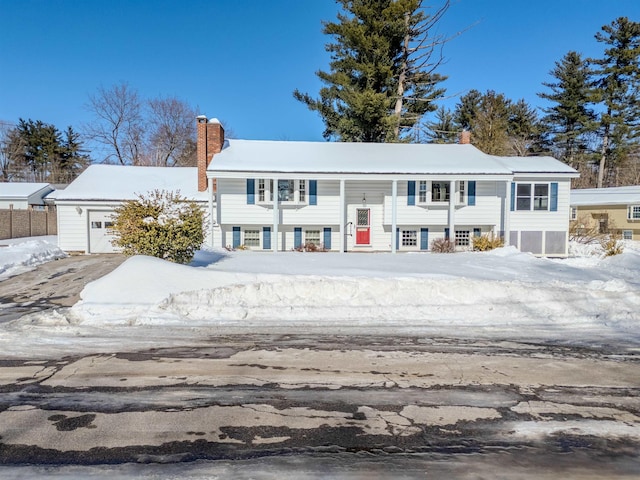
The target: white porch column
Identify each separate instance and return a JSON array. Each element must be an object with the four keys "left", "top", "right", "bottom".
[
  {"left": 339, "top": 179, "right": 346, "bottom": 253},
  {"left": 273, "top": 178, "right": 279, "bottom": 252},
  {"left": 208, "top": 177, "right": 215, "bottom": 248},
  {"left": 391, "top": 179, "right": 398, "bottom": 253},
  {"left": 448, "top": 180, "right": 456, "bottom": 241},
  {"left": 504, "top": 179, "right": 512, "bottom": 246}
]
